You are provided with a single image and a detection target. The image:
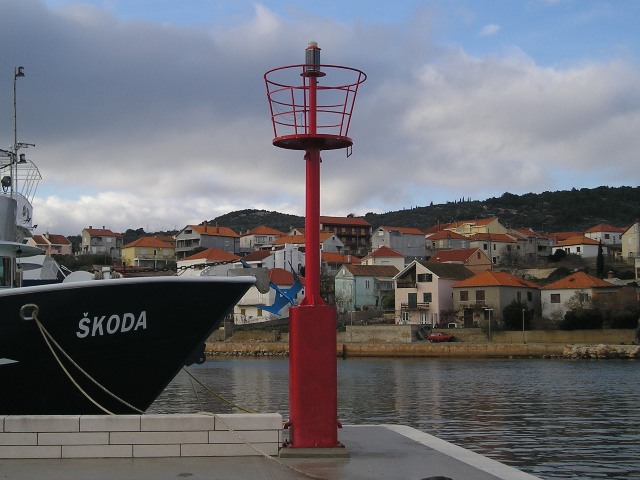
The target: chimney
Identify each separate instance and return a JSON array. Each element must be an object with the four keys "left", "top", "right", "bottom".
[{"left": 608, "top": 271, "right": 614, "bottom": 279}]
